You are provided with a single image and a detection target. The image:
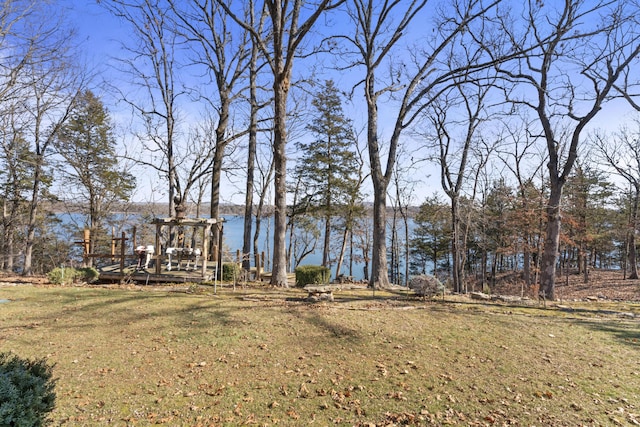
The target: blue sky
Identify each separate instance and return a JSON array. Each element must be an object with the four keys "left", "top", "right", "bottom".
[
  {"left": 63, "top": 1, "right": 124, "bottom": 61},
  {"left": 56, "top": 1, "right": 640, "bottom": 207},
  {"left": 57, "top": 1, "right": 408, "bottom": 205}
]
